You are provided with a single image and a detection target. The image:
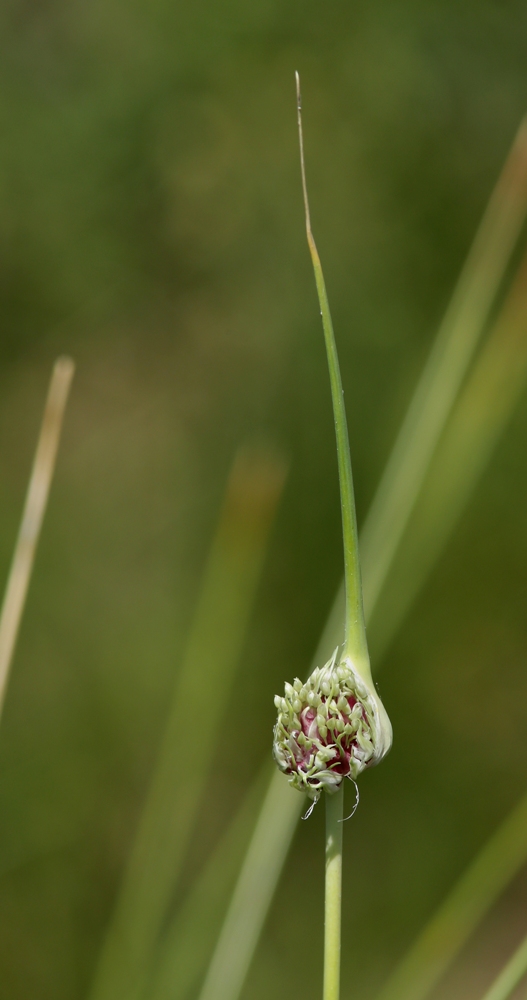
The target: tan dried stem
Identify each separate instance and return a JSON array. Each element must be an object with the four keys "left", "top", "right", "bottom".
[{"left": 0, "top": 356, "right": 75, "bottom": 718}]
